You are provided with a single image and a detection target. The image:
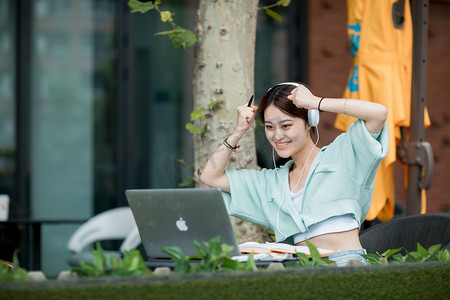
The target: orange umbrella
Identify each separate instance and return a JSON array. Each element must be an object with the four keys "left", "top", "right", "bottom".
[{"left": 335, "top": 0, "right": 430, "bottom": 222}]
